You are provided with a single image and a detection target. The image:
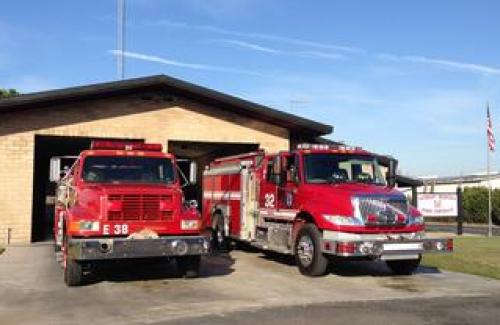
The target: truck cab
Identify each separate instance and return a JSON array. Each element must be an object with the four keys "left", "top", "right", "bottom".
[
  {"left": 203, "top": 144, "right": 452, "bottom": 276},
  {"left": 51, "top": 141, "right": 209, "bottom": 286}
]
